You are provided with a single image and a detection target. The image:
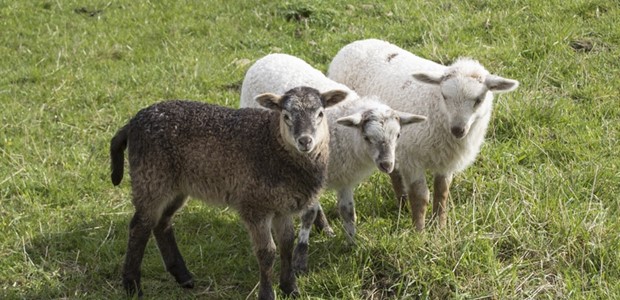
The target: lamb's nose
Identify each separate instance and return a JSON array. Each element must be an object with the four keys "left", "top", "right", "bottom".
[
  {"left": 297, "top": 136, "right": 313, "bottom": 151},
  {"left": 451, "top": 126, "right": 466, "bottom": 138},
  {"left": 379, "top": 161, "right": 394, "bottom": 173}
]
